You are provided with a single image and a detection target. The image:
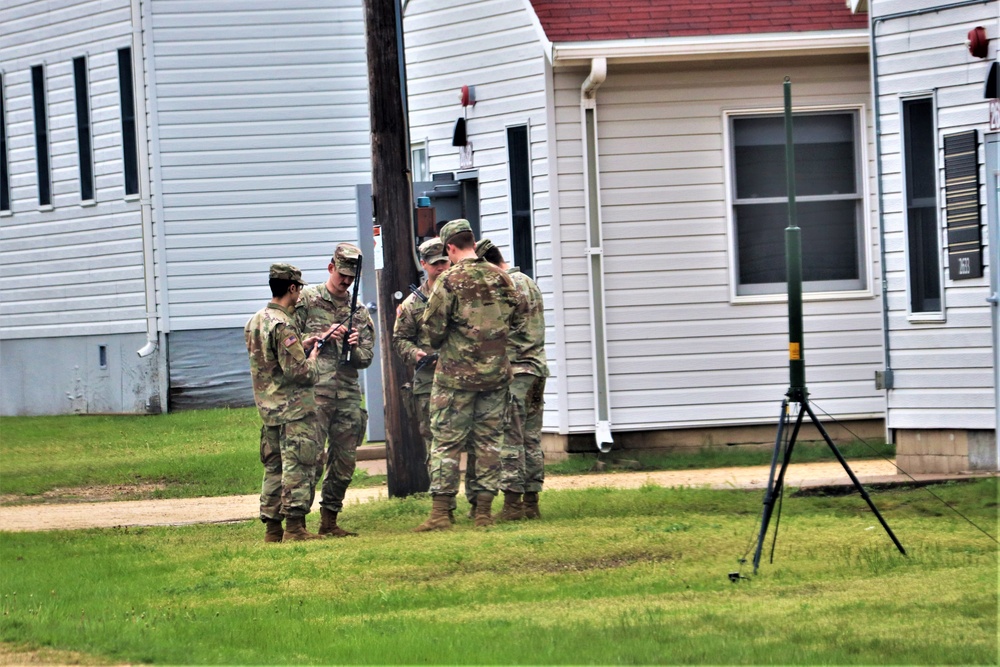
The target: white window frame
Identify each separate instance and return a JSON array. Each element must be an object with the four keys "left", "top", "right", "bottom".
[
  {"left": 899, "top": 91, "right": 945, "bottom": 323},
  {"left": 723, "top": 104, "right": 874, "bottom": 304},
  {"left": 411, "top": 139, "right": 429, "bottom": 183}
]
